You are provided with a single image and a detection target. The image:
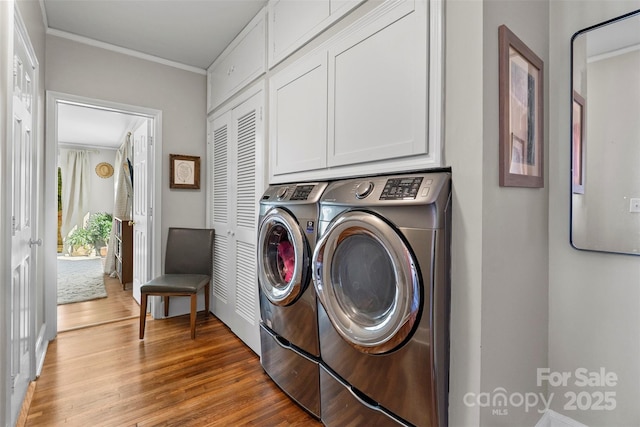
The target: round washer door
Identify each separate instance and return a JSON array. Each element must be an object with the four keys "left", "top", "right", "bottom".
[
  {"left": 312, "top": 211, "right": 421, "bottom": 354},
  {"left": 258, "top": 207, "right": 311, "bottom": 306}
]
